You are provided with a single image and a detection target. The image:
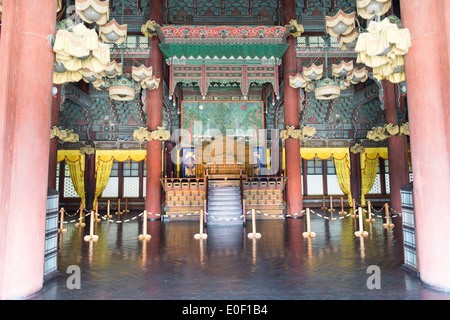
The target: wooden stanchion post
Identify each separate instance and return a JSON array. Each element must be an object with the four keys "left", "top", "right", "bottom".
[
  {"left": 248, "top": 209, "right": 261, "bottom": 239},
  {"left": 383, "top": 203, "right": 395, "bottom": 228},
  {"left": 302, "top": 208, "right": 317, "bottom": 238},
  {"left": 75, "top": 204, "right": 86, "bottom": 227},
  {"left": 321, "top": 195, "right": 327, "bottom": 211},
  {"left": 354, "top": 207, "right": 368, "bottom": 237},
  {"left": 203, "top": 199, "right": 207, "bottom": 226},
  {"left": 338, "top": 196, "right": 347, "bottom": 215},
  {"left": 116, "top": 198, "right": 122, "bottom": 215},
  {"left": 366, "top": 201, "right": 376, "bottom": 222},
  {"left": 124, "top": 198, "right": 129, "bottom": 215},
  {"left": 58, "top": 208, "right": 67, "bottom": 233},
  {"left": 194, "top": 209, "right": 208, "bottom": 239},
  {"left": 351, "top": 198, "right": 357, "bottom": 217},
  {"left": 106, "top": 200, "right": 112, "bottom": 218},
  {"left": 328, "top": 195, "right": 335, "bottom": 213},
  {"left": 94, "top": 202, "right": 101, "bottom": 222},
  {"left": 84, "top": 211, "right": 99, "bottom": 242},
  {"left": 138, "top": 210, "right": 152, "bottom": 240}
]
